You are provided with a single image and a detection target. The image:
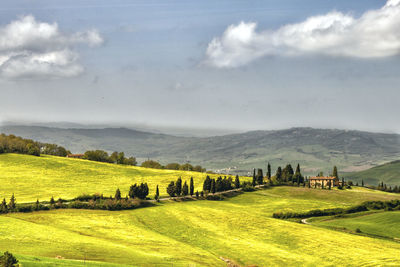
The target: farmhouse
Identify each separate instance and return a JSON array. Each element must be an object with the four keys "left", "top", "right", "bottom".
[
  {"left": 309, "top": 176, "right": 339, "bottom": 187},
  {"left": 67, "top": 154, "right": 84, "bottom": 159}
]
